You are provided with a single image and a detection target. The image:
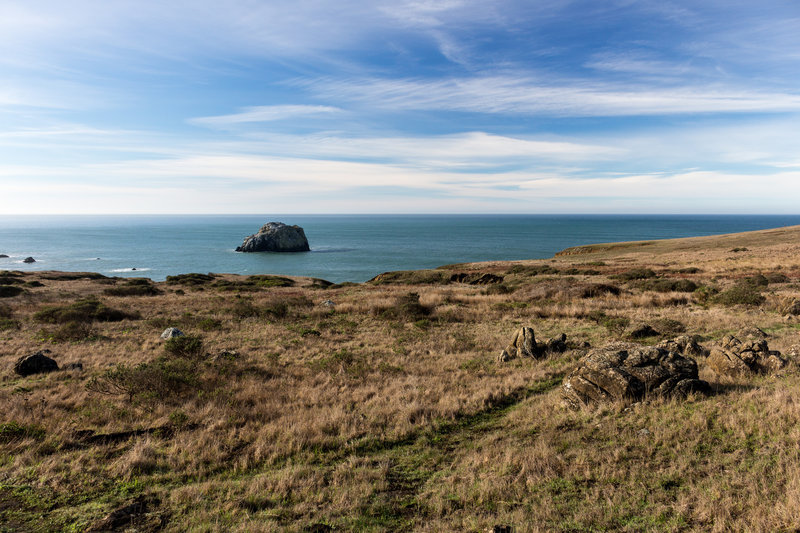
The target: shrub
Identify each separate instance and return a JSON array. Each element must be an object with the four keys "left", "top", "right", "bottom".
[
  {"left": 197, "top": 318, "right": 223, "bottom": 331},
  {"left": 41, "top": 321, "right": 97, "bottom": 342},
  {"left": 381, "top": 292, "right": 431, "bottom": 321},
  {"left": 164, "top": 335, "right": 204, "bottom": 359},
  {"left": 651, "top": 318, "right": 686, "bottom": 336},
  {"left": 580, "top": 283, "right": 621, "bottom": 298},
  {"left": 0, "top": 285, "right": 24, "bottom": 298},
  {"left": 509, "top": 264, "right": 560, "bottom": 276},
  {"left": 712, "top": 283, "right": 765, "bottom": 307},
  {"left": 634, "top": 279, "right": 698, "bottom": 293},
  {"left": 765, "top": 272, "right": 789, "bottom": 284},
  {"left": 744, "top": 273, "right": 769, "bottom": 287},
  {"left": 34, "top": 299, "right": 137, "bottom": 324},
  {"left": 87, "top": 358, "right": 200, "bottom": 402},
  {"left": 0, "top": 421, "right": 45, "bottom": 442},
  {"left": 369, "top": 270, "right": 450, "bottom": 285},
  {"left": 482, "top": 284, "right": 515, "bottom": 295},
  {"left": 104, "top": 279, "right": 160, "bottom": 296},
  {"left": 0, "top": 272, "right": 24, "bottom": 285},
  {"left": 248, "top": 275, "right": 294, "bottom": 288},
  {"left": 166, "top": 273, "right": 215, "bottom": 285},
  {"left": 612, "top": 268, "right": 657, "bottom": 281},
  {"left": 677, "top": 267, "right": 702, "bottom": 274},
  {"left": 0, "top": 318, "right": 18, "bottom": 331}
]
